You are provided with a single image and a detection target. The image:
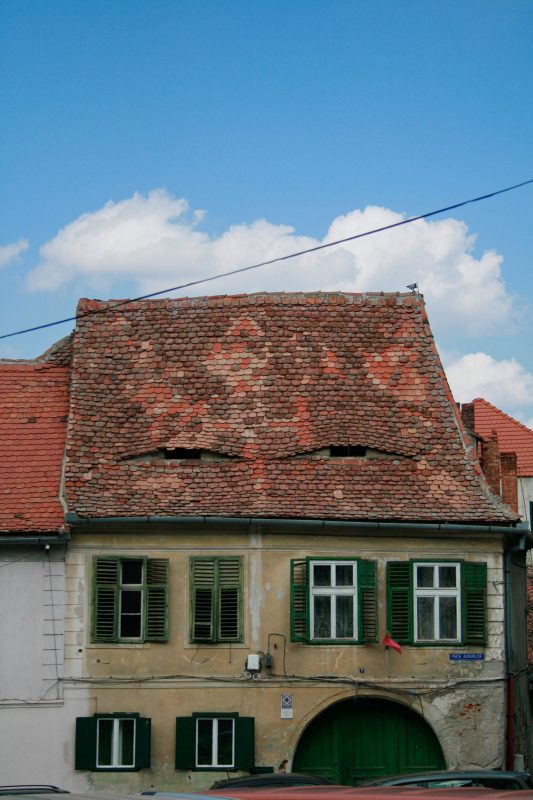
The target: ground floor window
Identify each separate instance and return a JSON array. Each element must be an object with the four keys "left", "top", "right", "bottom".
[
  {"left": 175, "top": 713, "right": 254, "bottom": 770},
  {"left": 75, "top": 713, "right": 151, "bottom": 771},
  {"left": 196, "top": 717, "right": 234, "bottom": 767}
]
